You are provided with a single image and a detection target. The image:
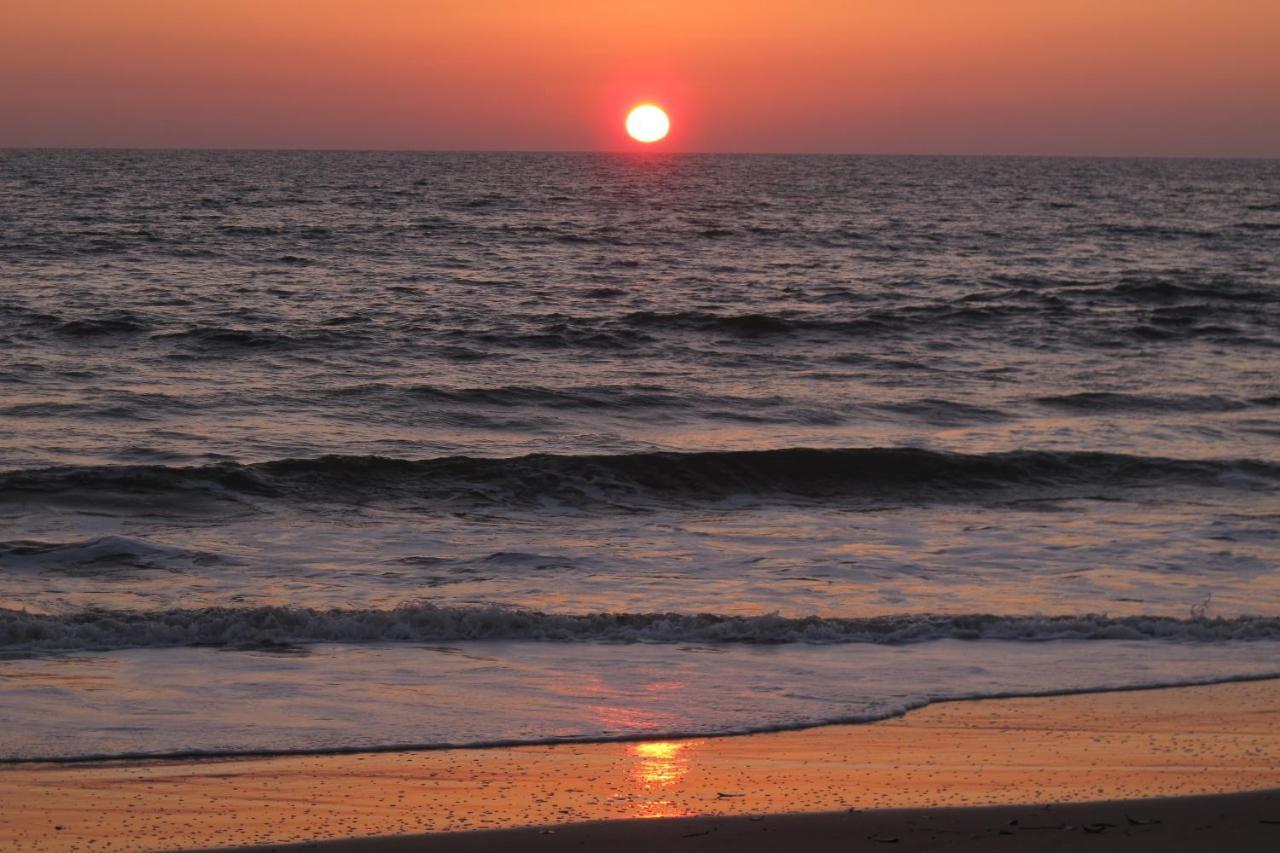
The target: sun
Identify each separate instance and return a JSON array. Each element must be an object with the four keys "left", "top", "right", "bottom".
[{"left": 626, "top": 104, "right": 670, "bottom": 144}]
